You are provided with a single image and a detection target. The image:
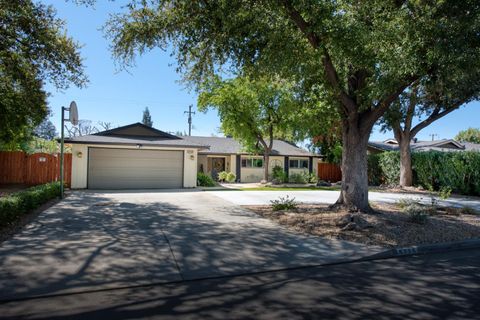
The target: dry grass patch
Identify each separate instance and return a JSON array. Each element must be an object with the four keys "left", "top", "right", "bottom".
[{"left": 244, "top": 203, "right": 480, "bottom": 248}]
